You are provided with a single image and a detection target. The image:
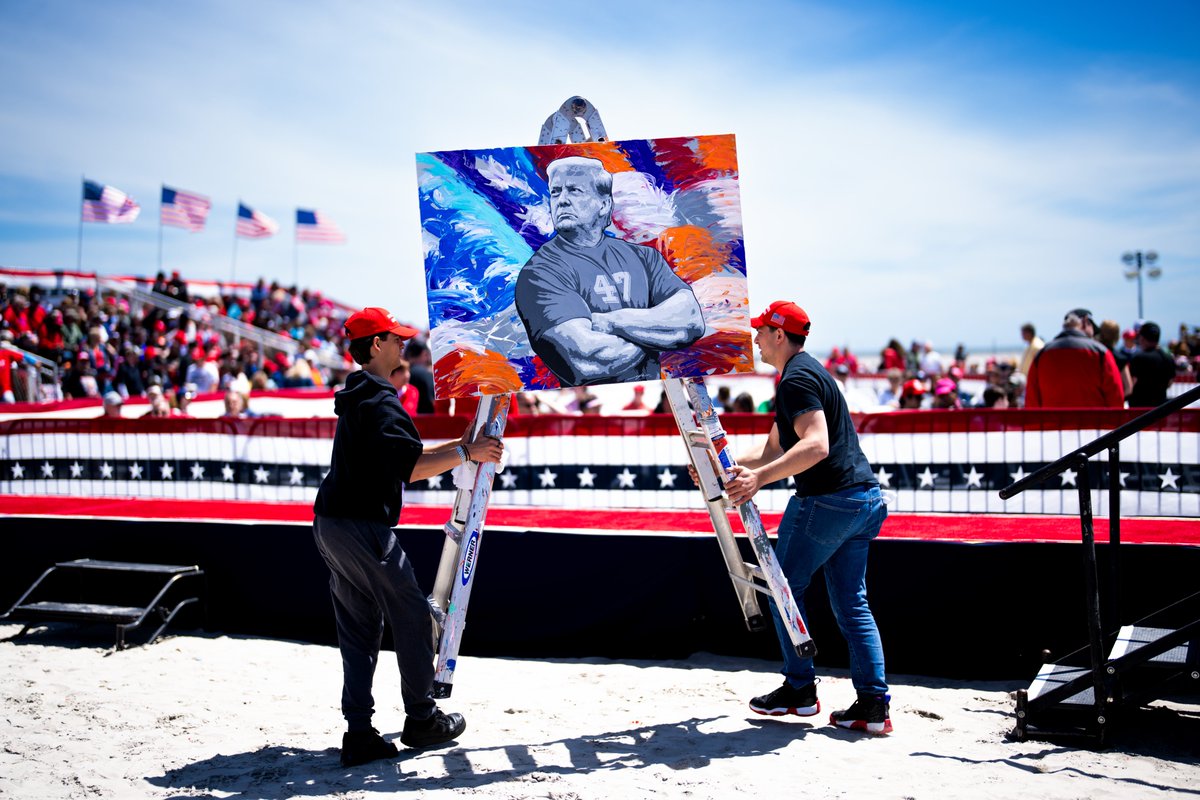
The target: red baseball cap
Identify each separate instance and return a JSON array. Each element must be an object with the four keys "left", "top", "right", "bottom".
[
  {"left": 902, "top": 379, "right": 926, "bottom": 397},
  {"left": 750, "top": 301, "right": 811, "bottom": 336},
  {"left": 344, "top": 307, "right": 419, "bottom": 341}
]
